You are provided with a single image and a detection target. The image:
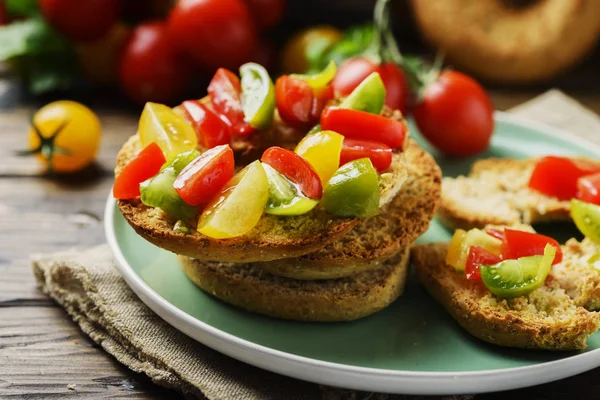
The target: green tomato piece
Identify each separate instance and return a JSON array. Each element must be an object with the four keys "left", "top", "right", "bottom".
[
  {"left": 322, "top": 158, "right": 380, "bottom": 218},
  {"left": 571, "top": 199, "right": 600, "bottom": 243},
  {"left": 240, "top": 62, "right": 275, "bottom": 130},
  {"left": 339, "top": 71, "right": 386, "bottom": 114},
  {"left": 291, "top": 60, "right": 337, "bottom": 89},
  {"left": 161, "top": 149, "right": 201, "bottom": 174},
  {"left": 263, "top": 164, "right": 318, "bottom": 216},
  {"left": 480, "top": 245, "right": 556, "bottom": 298},
  {"left": 140, "top": 167, "right": 197, "bottom": 221}
]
